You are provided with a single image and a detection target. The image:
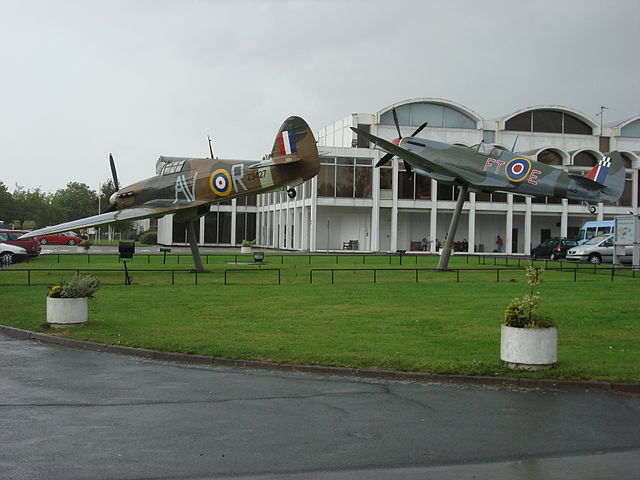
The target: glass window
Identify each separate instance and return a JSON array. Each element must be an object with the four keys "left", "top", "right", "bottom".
[
  {"left": 621, "top": 119, "right": 640, "bottom": 137},
  {"left": 444, "top": 107, "right": 475, "bottom": 129},
  {"left": 415, "top": 175, "right": 431, "bottom": 200},
  {"left": 410, "top": 103, "right": 444, "bottom": 127},
  {"left": 398, "top": 170, "right": 414, "bottom": 199},
  {"left": 172, "top": 220, "right": 186, "bottom": 243},
  {"left": 354, "top": 165, "right": 372, "bottom": 198},
  {"left": 246, "top": 213, "right": 256, "bottom": 241},
  {"left": 336, "top": 164, "right": 354, "bottom": 197},
  {"left": 356, "top": 124, "right": 371, "bottom": 147},
  {"left": 437, "top": 183, "right": 454, "bottom": 201},
  {"left": 317, "top": 165, "right": 335, "bottom": 196},
  {"left": 483, "top": 130, "right": 496, "bottom": 144},
  {"left": 219, "top": 212, "right": 232, "bottom": 244},
  {"left": 492, "top": 192, "right": 507, "bottom": 203},
  {"left": 379, "top": 167, "right": 392, "bottom": 189},
  {"left": 564, "top": 114, "right": 592, "bottom": 135},
  {"left": 533, "top": 110, "right": 562, "bottom": 133},
  {"left": 204, "top": 212, "right": 218, "bottom": 243},
  {"left": 235, "top": 212, "right": 246, "bottom": 242},
  {"left": 505, "top": 112, "right": 532, "bottom": 132}
]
